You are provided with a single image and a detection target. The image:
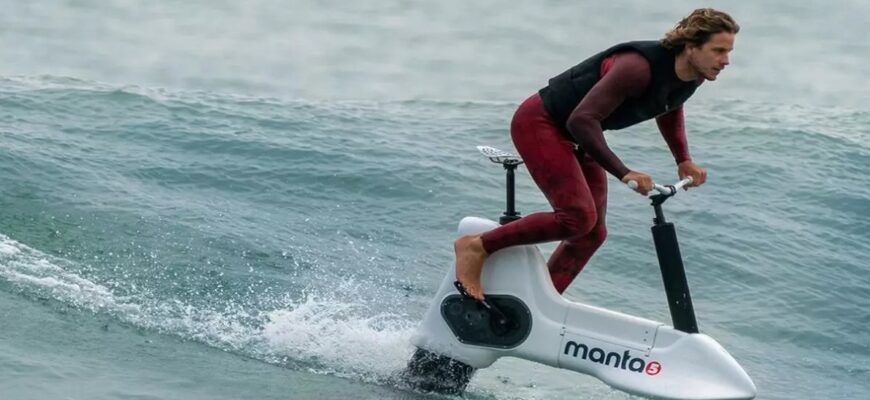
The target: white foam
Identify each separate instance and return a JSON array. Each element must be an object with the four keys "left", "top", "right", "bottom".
[
  {"left": 0, "top": 240, "right": 21, "bottom": 256},
  {"left": 261, "top": 295, "right": 416, "bottom": 381},
  {"left": 0, "top": 235, "right": 121, "bottom": 311}
]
